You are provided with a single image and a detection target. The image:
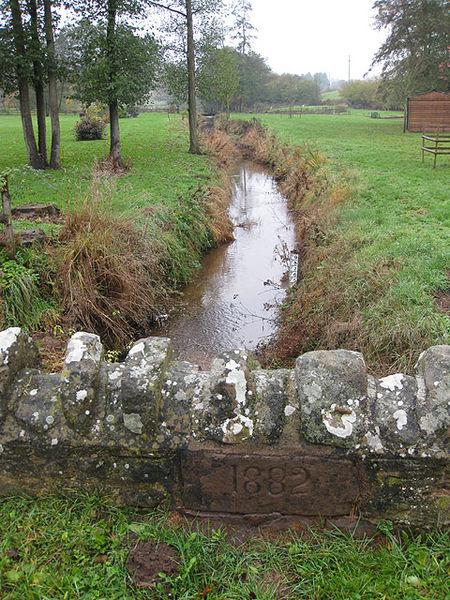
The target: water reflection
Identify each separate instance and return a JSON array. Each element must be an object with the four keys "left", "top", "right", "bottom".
[{"left": 155, "top": 163, "right": 296, "bottom": 367}]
